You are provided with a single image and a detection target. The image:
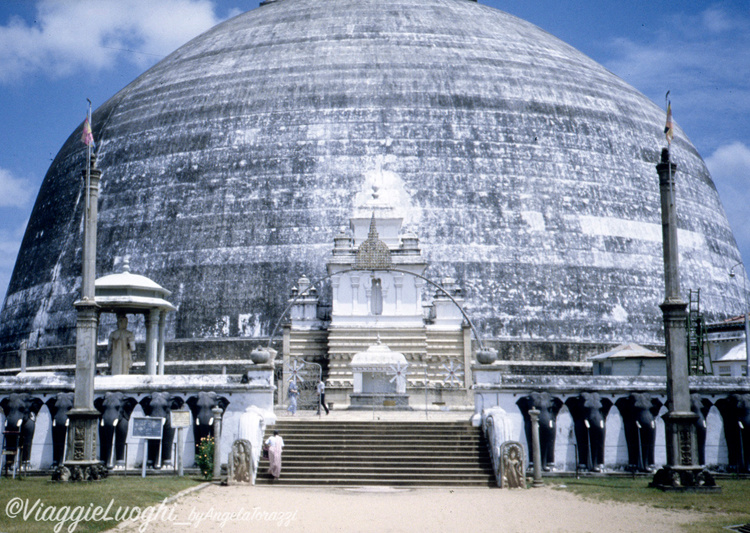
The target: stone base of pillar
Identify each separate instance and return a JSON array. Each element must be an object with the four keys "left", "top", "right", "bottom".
[
  {"left": 55, "top": 408, "right": 107, "bottom": 482},
  {"left": 650, "top": 466, "right": 720, "bottom": 492},
  {"left": 650, "top": 410, "right": 719, "bottom": 491}
]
